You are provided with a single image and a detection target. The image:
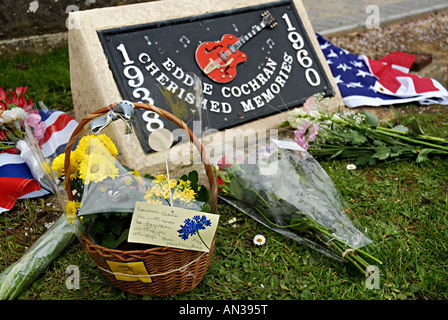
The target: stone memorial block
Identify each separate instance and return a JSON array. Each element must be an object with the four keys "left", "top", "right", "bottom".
[{"left": 69, "top": 0, "right": 344, "bottom": 177}]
